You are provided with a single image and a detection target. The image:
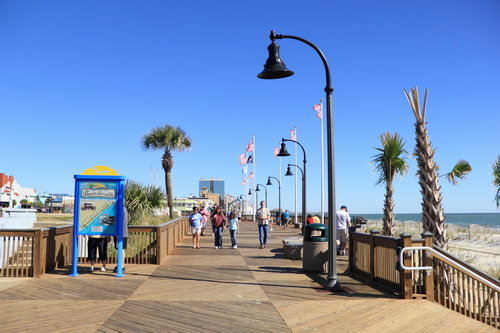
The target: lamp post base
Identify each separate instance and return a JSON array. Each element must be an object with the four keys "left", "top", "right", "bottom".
[{"left": 324, "top": 277, "right": 341, "bottom": 291}]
